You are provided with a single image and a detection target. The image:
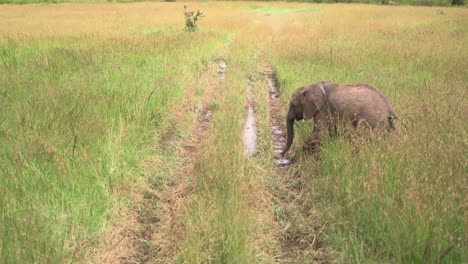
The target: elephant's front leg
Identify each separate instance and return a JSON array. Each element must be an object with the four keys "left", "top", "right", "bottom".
[{"left": 305, "top": 112, "right": 328, "bottom": 152}]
